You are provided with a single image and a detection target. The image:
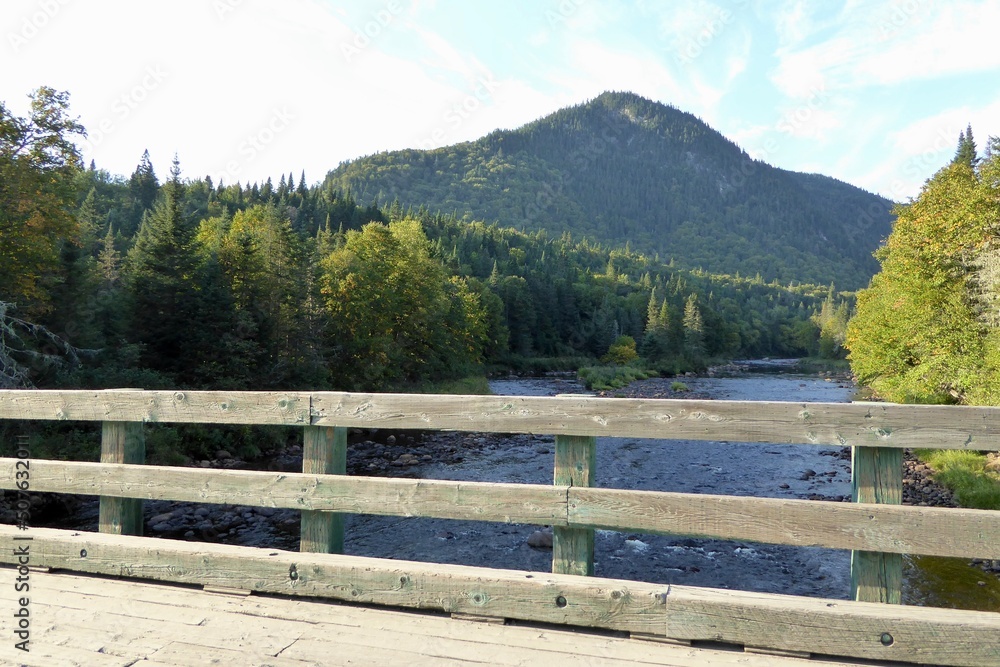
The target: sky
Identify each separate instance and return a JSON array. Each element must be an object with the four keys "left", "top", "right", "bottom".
[{"left": 3, "top": 0, "right": 998, "bottom": 202}]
